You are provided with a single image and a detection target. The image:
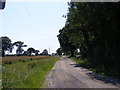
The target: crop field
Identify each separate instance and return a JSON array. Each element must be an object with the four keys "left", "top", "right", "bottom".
[
  {"left": 2, "top": 56, "right": 50, "bottom": 64},
  {"left": 2, "top": 56, "right": 60, "bottom": 88}
]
